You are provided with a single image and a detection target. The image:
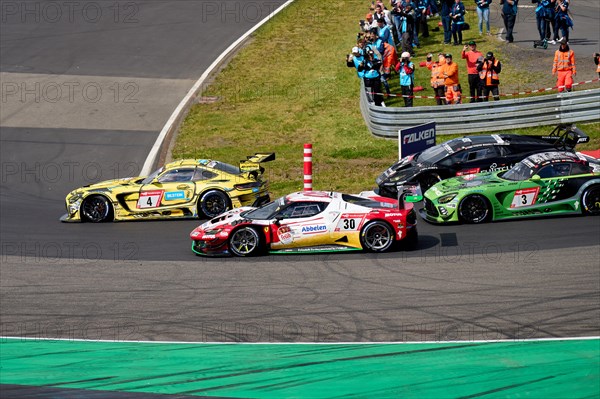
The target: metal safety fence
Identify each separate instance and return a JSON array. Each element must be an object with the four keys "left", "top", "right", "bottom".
[{"left": 359, "top": 82, "right": 600, "bottom": 138}]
